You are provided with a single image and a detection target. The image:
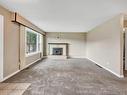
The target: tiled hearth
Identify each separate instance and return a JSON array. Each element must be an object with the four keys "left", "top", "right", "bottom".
[{"left": 48, "top": 43, "right": 68, "bottom": 59}]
